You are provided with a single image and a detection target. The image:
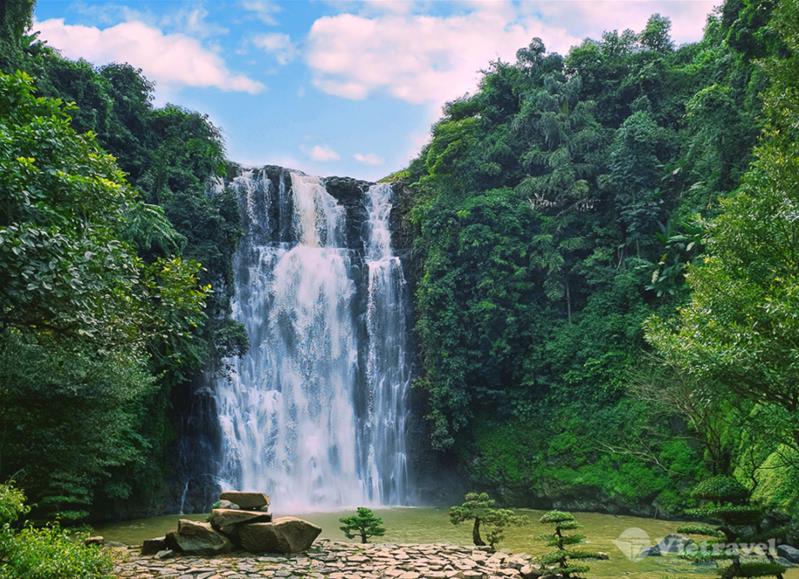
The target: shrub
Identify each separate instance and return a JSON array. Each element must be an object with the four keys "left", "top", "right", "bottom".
[
  {"left": 339, "top": 507, "right": 386, "bottom": 544},
  {"left": 0, "top": 484, "right": 28, "bottom": 526},
  {"left": 0, "top": 482, "right": 112, "bottom": 578},
  {"left": 0, "top": 524, "right": 113, "bottom": 578}
]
